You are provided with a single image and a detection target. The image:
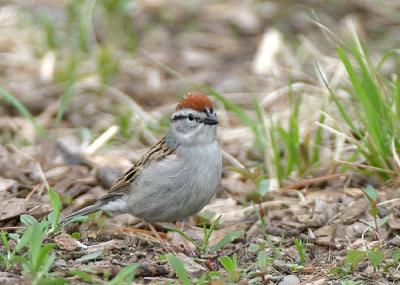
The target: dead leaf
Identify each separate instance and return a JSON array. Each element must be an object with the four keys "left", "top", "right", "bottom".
[
  {"left": 388, "top": 213, "right": 400, "bottom": 229},
  {"left": 273, "top": 259, "right": 291, "bottom": 274},
  {"left": 344, "top": 187, "right": 364, "bottom": 198},
  {"left": 314, "top": 224, "right": 337, "bottom": 247},
  {"left": 0, "top": 177, "right": 17, "bottom": 200},
  {"left": 301, "top": 198, "right": 339, "bottom": 227},
  {"left": 85, "top": 240, "right": 125, "bottom": 253},
  {"left": 344, "top": 222, "right": 368, "bottom": 240},
  {"left": 175, "top": 253, "right": 208, "bottom": 277},
  {"left": 339, "top": 198, "right": 367, "bottom": 224},
  {"left": 54, "top": 233, "right": 80, "bottom": 251},
  {"left": 0, "top": 198, "right": 27, "bottom": 221},
  {"left": 221, "top": 173, "right": 254, "bottom": 197},
  {"left": 0, "top": 177, "right": 17, "bottom": 192},
  {"left": 208, "top": 224, "right": 247, "bottom": 247},
  {"left": 0, "top": 272, "right": 24, "bottom": 285}
]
